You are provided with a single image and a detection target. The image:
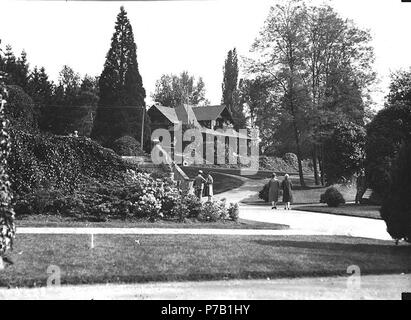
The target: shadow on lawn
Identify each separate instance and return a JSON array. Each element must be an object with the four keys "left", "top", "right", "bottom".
[{"left": 252, "top": 238, "right": 411, "bottom": 254}]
